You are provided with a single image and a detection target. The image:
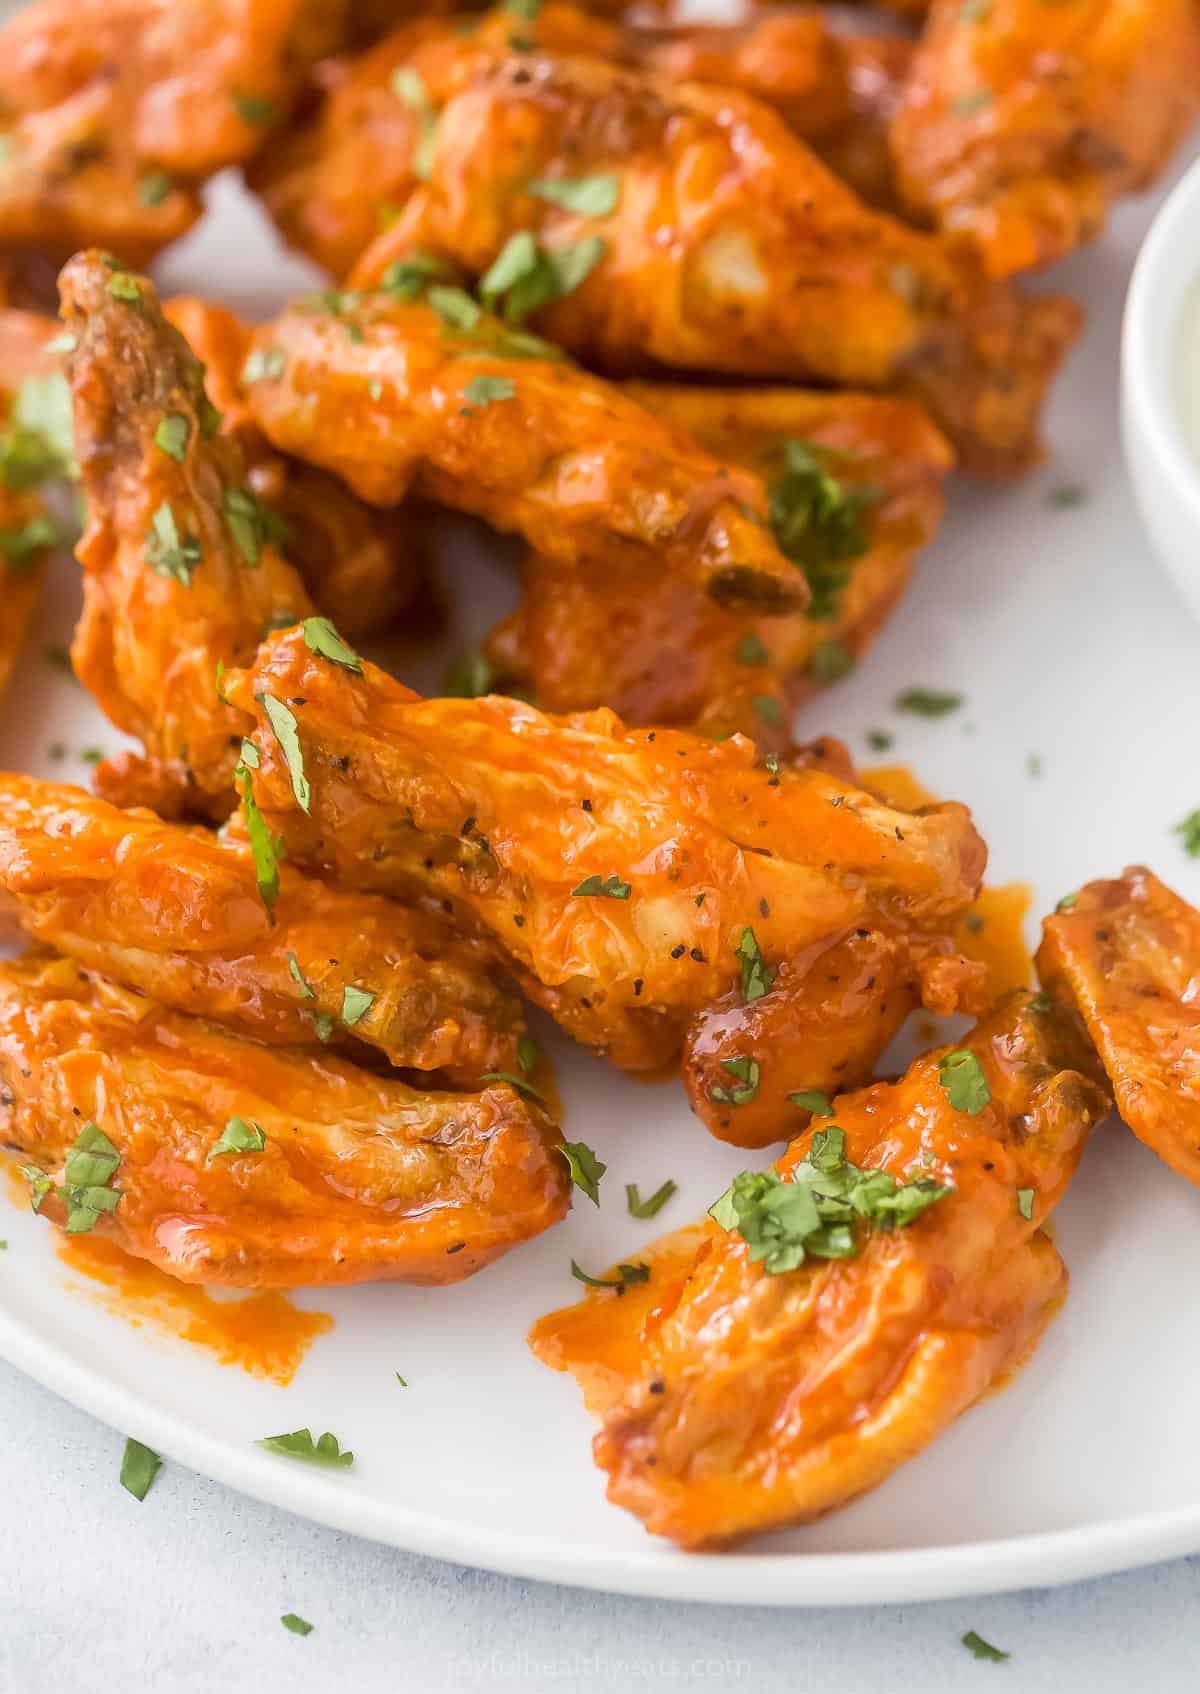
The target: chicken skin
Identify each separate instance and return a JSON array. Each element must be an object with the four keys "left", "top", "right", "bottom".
[
  {"left": 892, "top": 0, "right": 1200, "bottom": 277},
  {"left": 60, "top": 251, "right": 314, "bottom": 821},
  {"left": 249, "top": 3, "right": 909, "bottom": 281},
  {"left": 1037, "top": 867, "right": 1200, "bottom": 1188},
  {"left": 163, "top": 296, "right": 423, "bottom": 641},
  {"left": 225, "top": 626, "right": 986, "bottom": 1074},
  {"left": 0, "top": 772, "right": 526, "bottom": 1085},
  {"left": 0, "top": 308, "right": 71, "bottom": 701},
  {"left": 0, "top": 0, "right": 348, "bottom": 269},
  {"left": 242, "top": 288, "right": 806, "bottom": 615},
  {"left": 351, "top": 51, "right": 1082, "bottom": 473},
  {"left": 0, "top": 956, "right": 568, "bottom": 1288},
  {"left": 487, "top": 387, "right": 952, "bottom": 744},
  {"left": 530, "top": 992, "right": 1110, "bottom": 1547}
]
